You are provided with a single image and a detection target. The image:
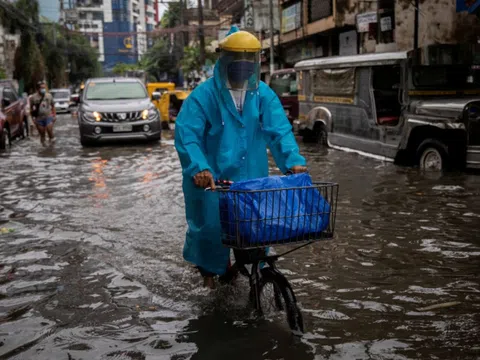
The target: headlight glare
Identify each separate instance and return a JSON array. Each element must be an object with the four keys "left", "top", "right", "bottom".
[
  {"left": 93, "top": 111, "right": 101, "bottom": 122},
  {"left": 83, "top": 111, "right": 102, "bottom": 122}
]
